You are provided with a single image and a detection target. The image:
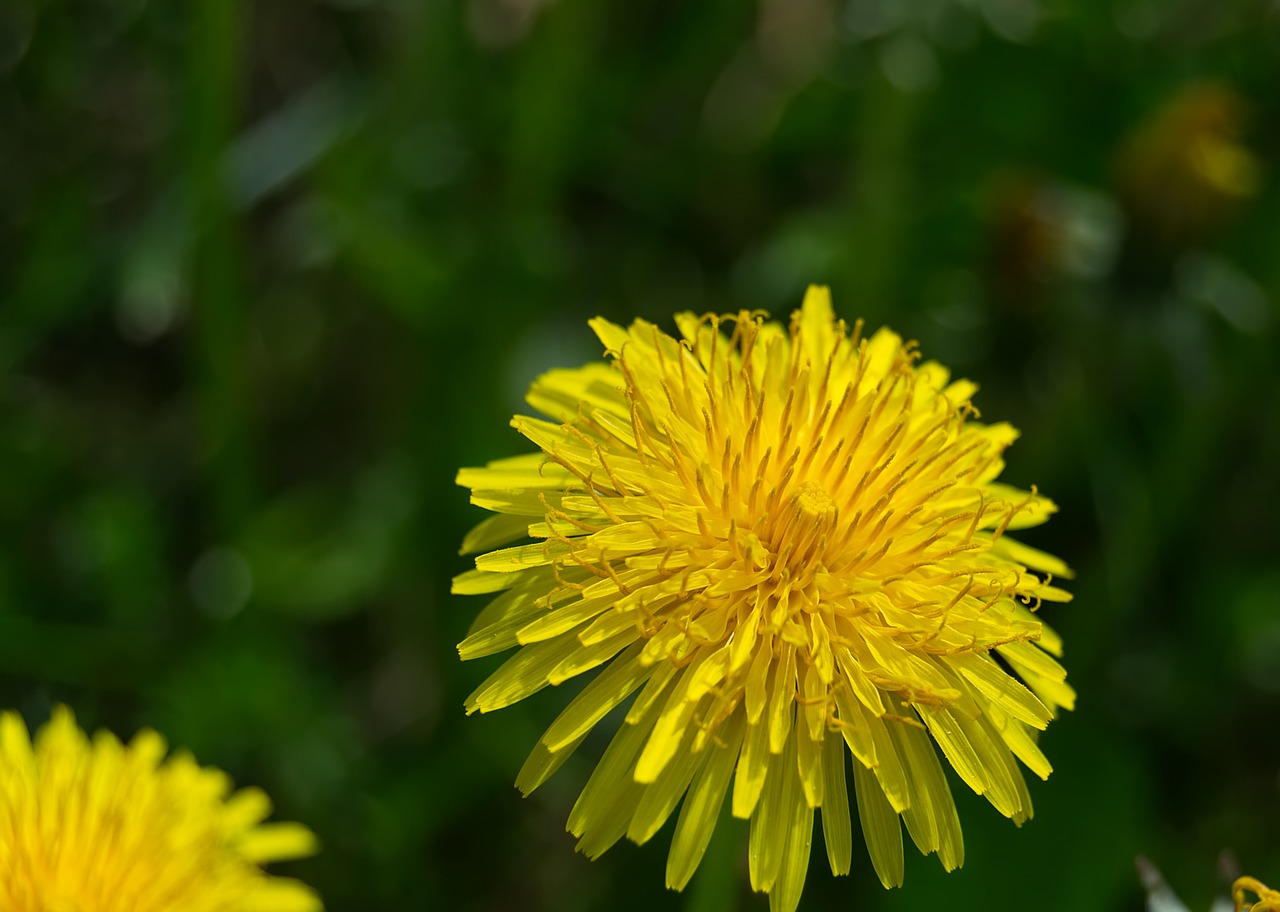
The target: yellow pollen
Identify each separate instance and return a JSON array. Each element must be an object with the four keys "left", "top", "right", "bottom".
[
  {"left": 793, "top": 480, "right": 838, "bottom": 522},
  {"left": 764, "top": 480, "right": 840, "bottom": 579}
]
